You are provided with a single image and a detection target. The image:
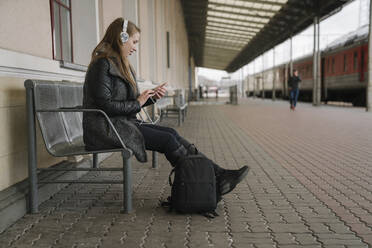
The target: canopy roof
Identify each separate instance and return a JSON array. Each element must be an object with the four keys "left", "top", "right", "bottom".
[{"left": 181, "top": 0, "right": 353, "bottom": 72}]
